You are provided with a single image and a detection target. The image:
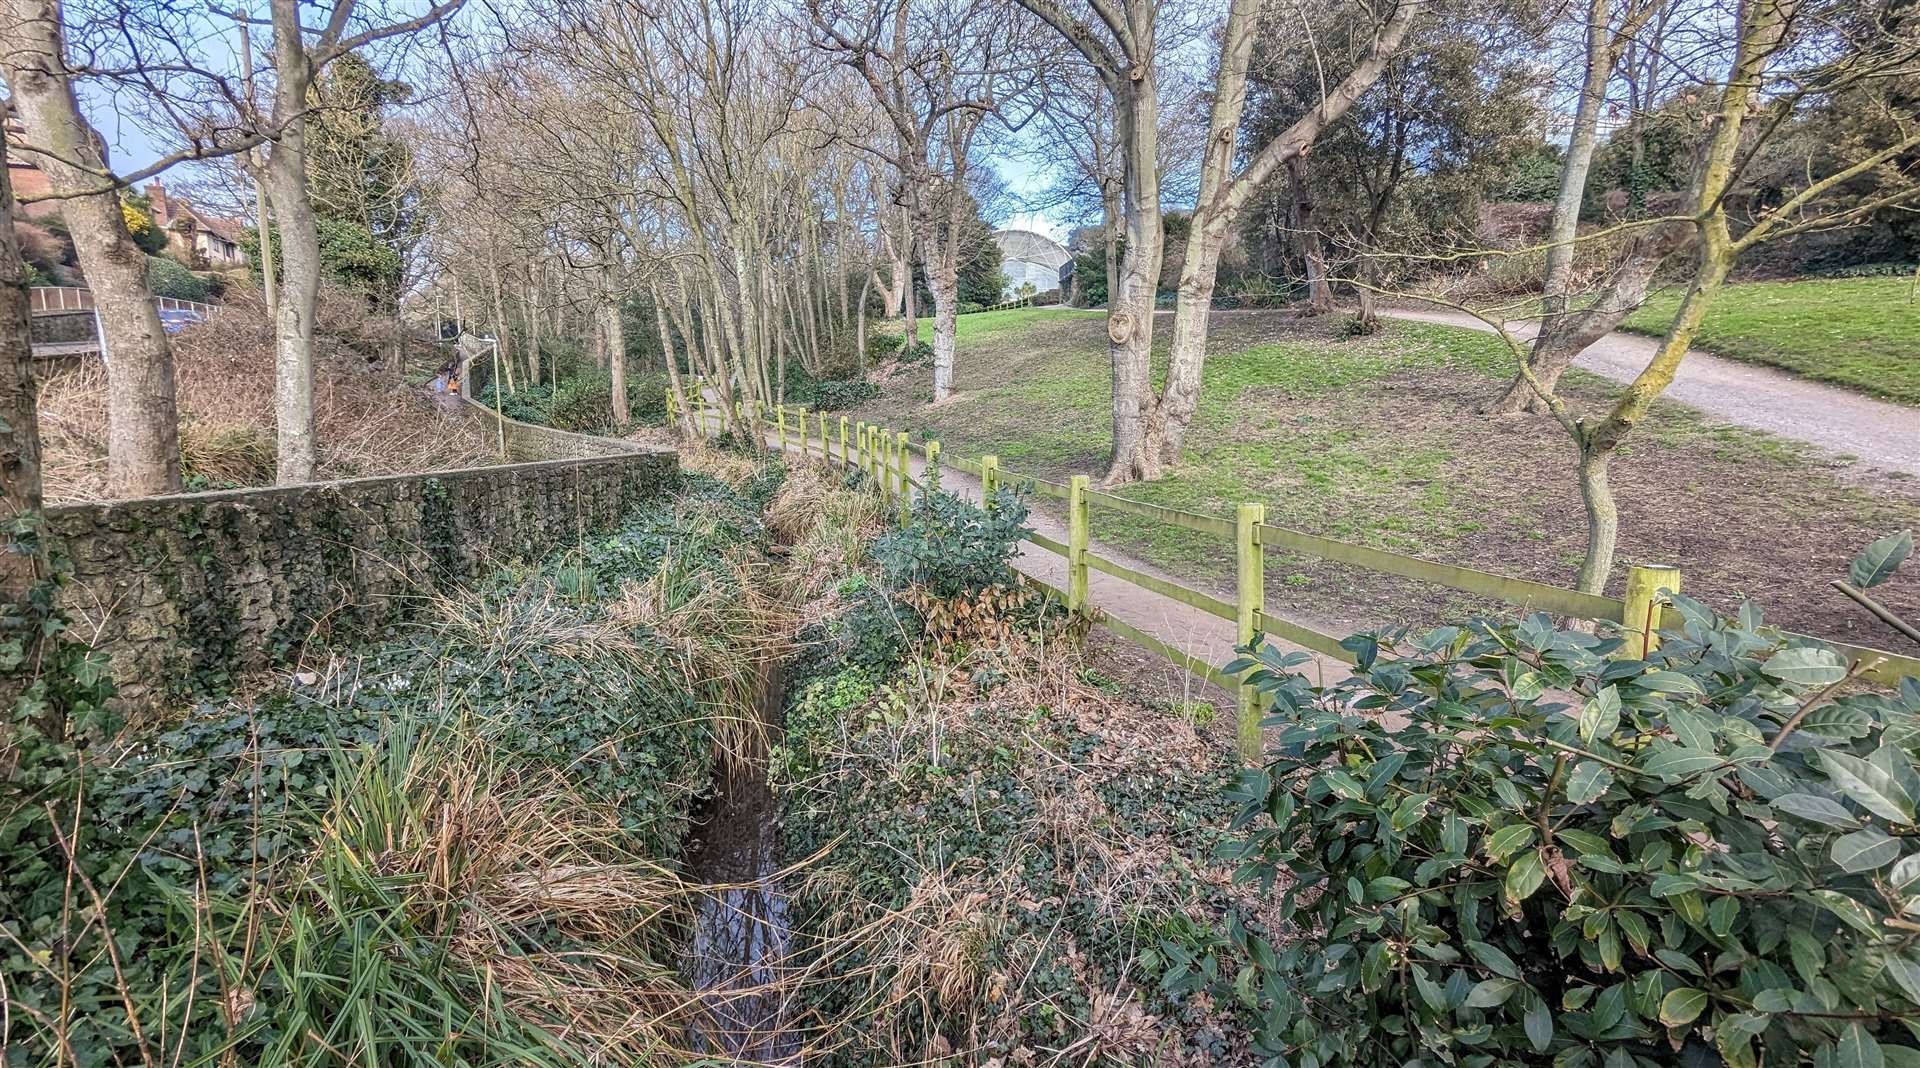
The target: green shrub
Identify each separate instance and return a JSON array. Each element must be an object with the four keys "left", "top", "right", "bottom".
[
  {"left": 868, "top": 331, "right": 905, "bottom": 358},
  {"left": 900, "top": 339, "right": 933, "bottom": 364},
  {"left": 872, "top": 486, "right": 1029, "bottom": 600},
  {"left": 145, "top": 254, "right": 210, "bottom": 302},
  {"left": 1214, "top": 595, "right": 1920, "bottom": 1067},
  {"left": 813, "top": 379, "right": 881, "bottom": 411}
]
